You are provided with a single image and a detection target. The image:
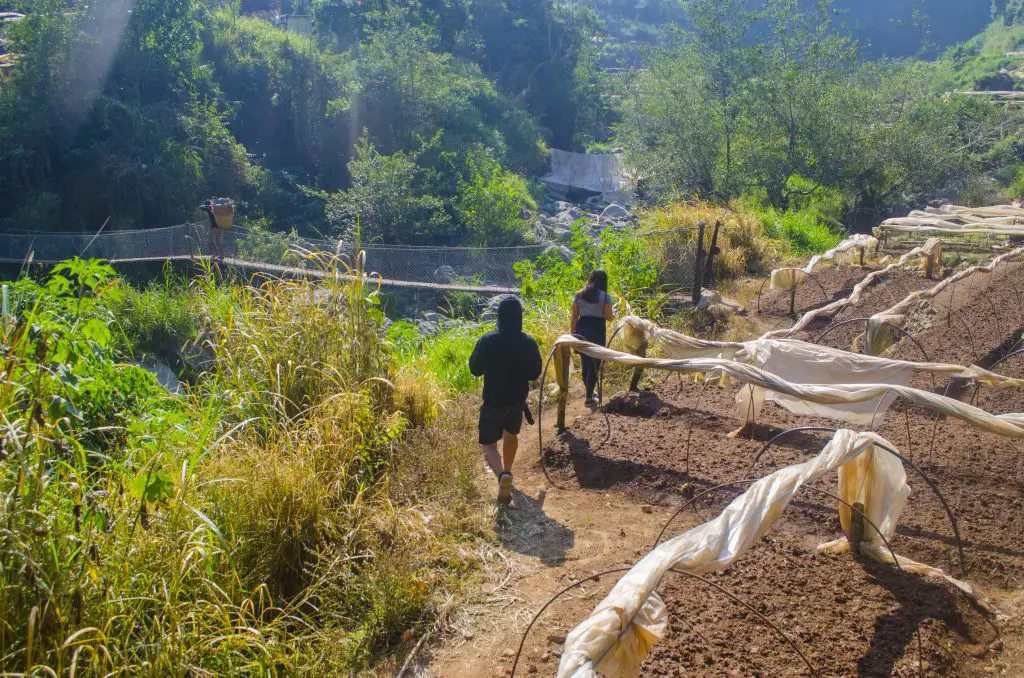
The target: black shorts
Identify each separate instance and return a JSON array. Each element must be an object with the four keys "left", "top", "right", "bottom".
[{"left": 478, "top": 404, "right": 523, "bottom": 445}]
